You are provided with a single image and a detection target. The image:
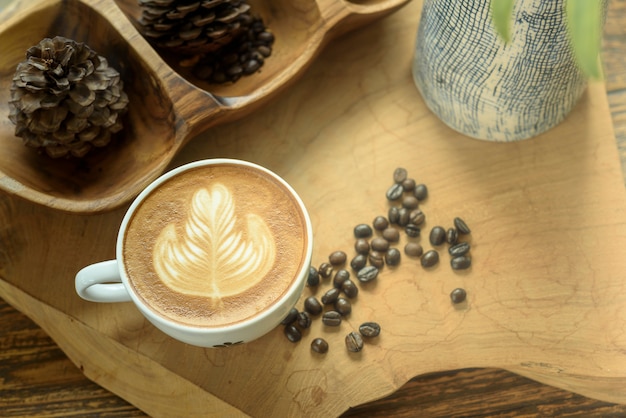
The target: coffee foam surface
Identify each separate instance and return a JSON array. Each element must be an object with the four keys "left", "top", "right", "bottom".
[{"left": 123, "top": 164, "right": 308, "bottom": 328}]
